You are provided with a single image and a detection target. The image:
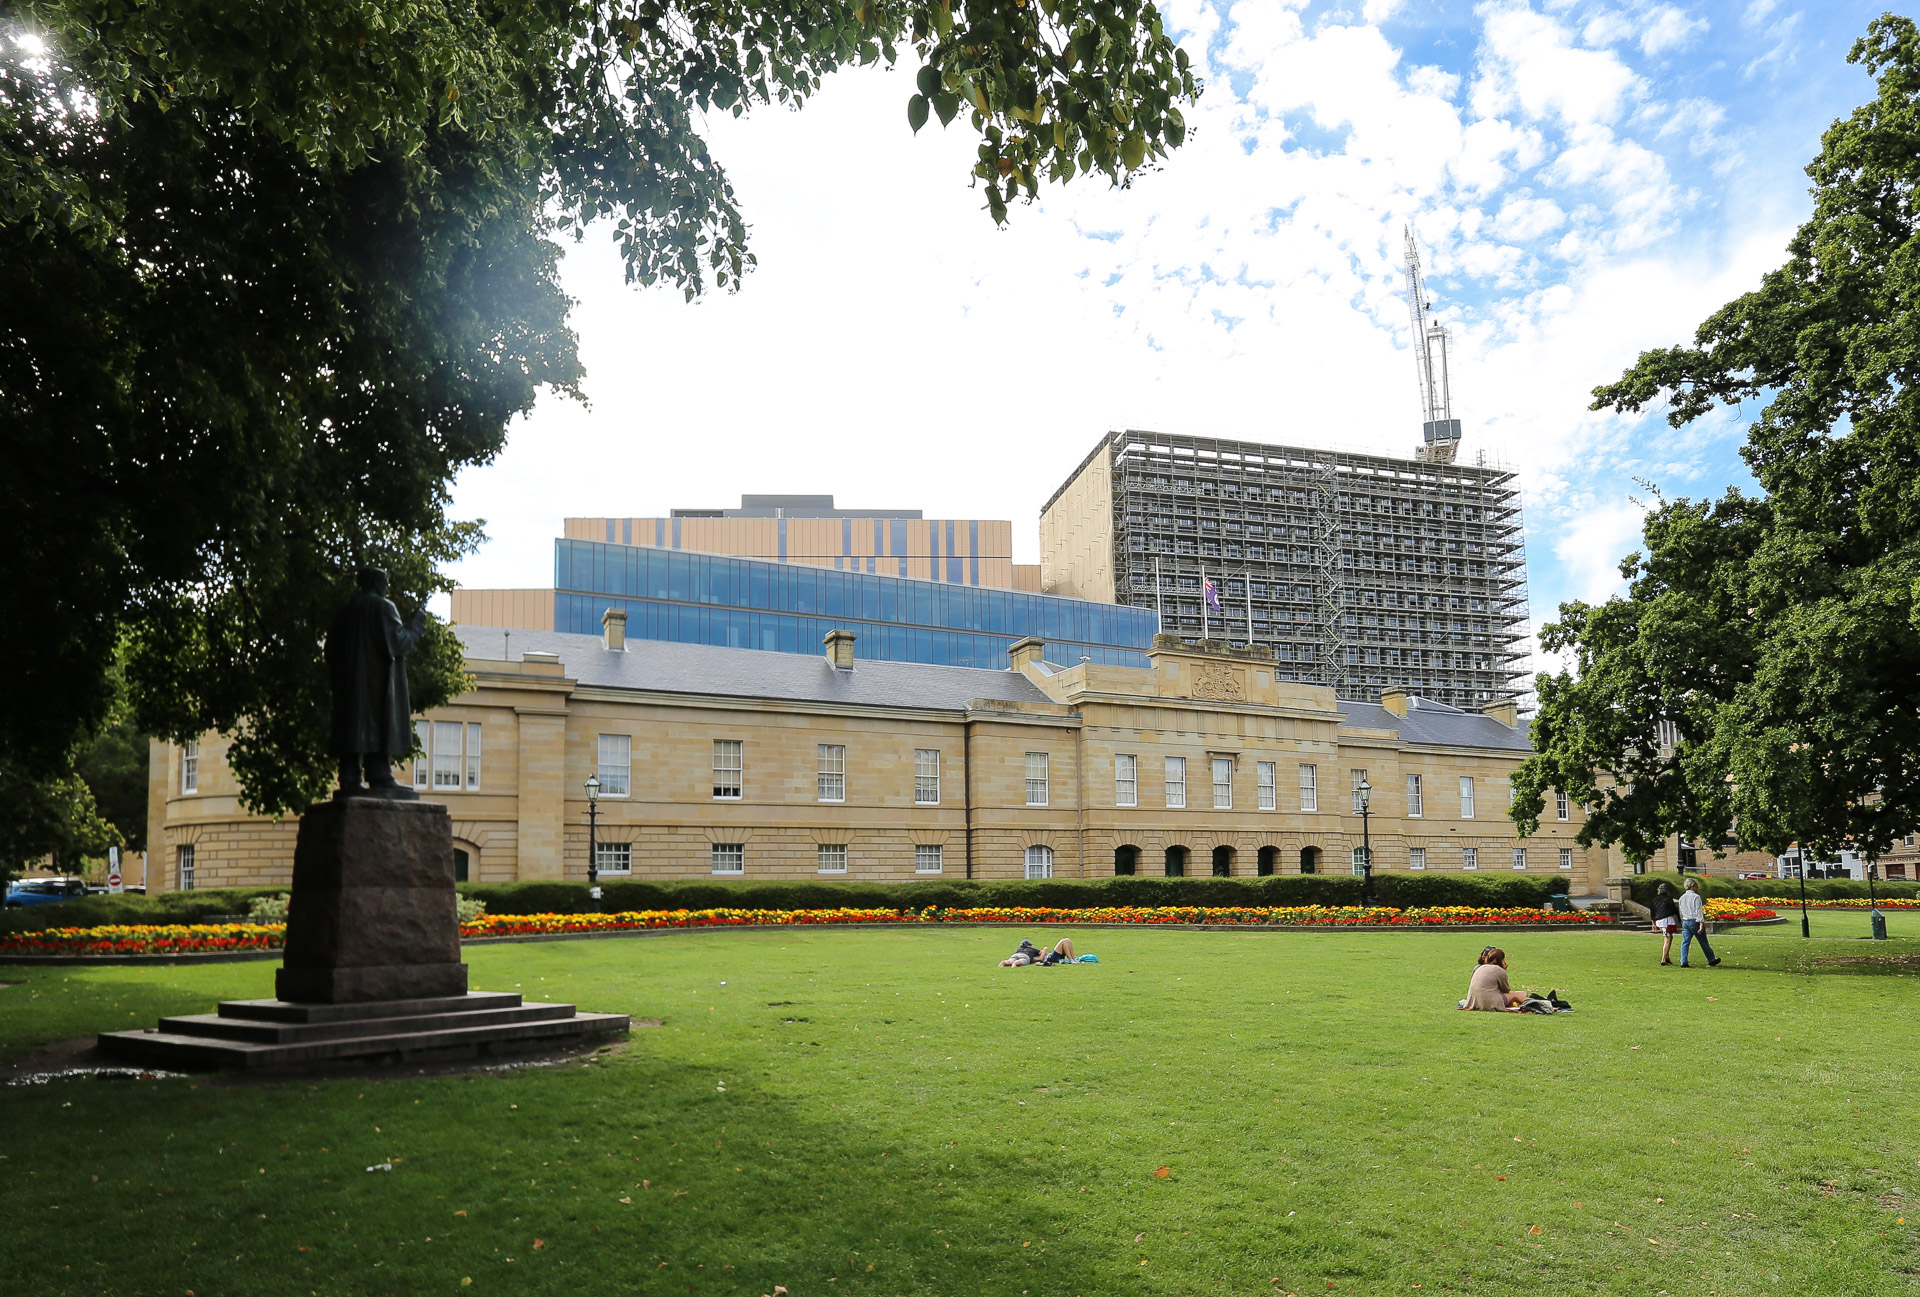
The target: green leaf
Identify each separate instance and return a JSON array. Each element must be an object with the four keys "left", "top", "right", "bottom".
[
  {"left": 932, "top": 90, "right": 960, "bottom": 126},
  {"left": 916, "top": 65, "right": 942, "bottom": 98},
  {"left": 908, "top": 93, "right": 929, "bottom": 133},
  {"left": 1121, "top": 132, "right": 1146, "bottom": 169}
]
